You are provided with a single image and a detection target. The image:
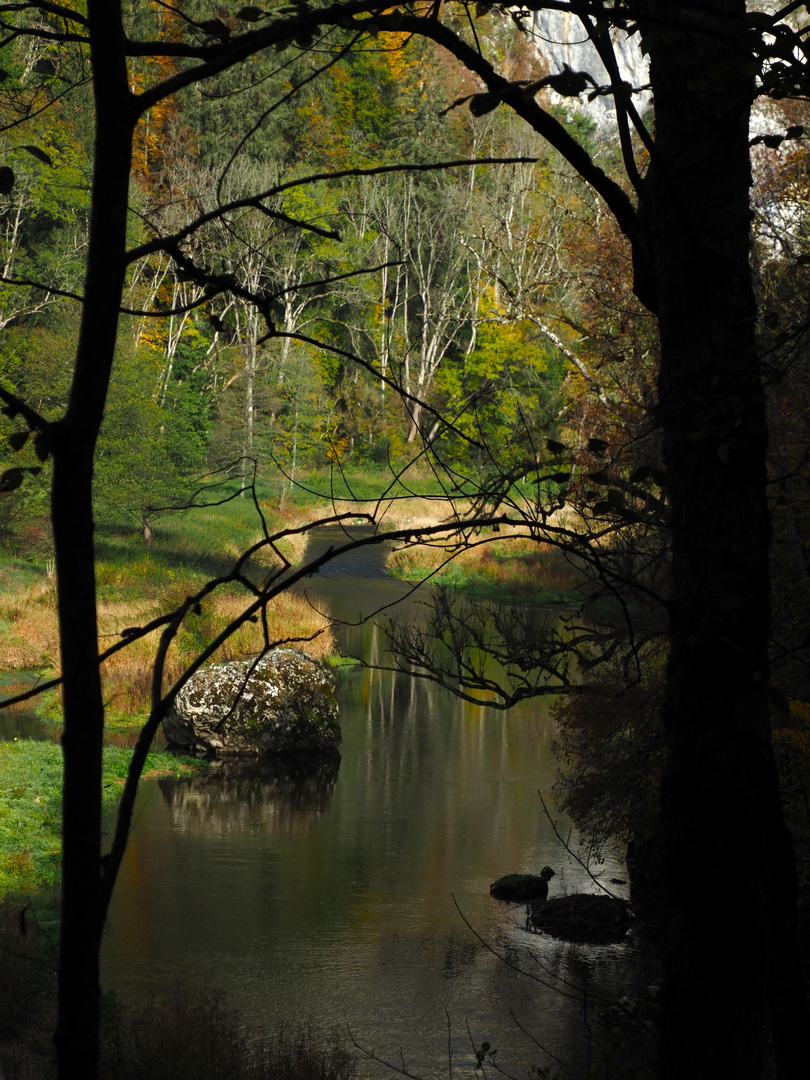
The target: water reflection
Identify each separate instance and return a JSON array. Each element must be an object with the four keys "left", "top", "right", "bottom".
[
  {"left": 158, "top": 754, "right": 340, "bottom": 837},
  {"left": 0, "top": 672, "right": 55, "bottom": 741},
  {"left": 101, "top": 527, "right": 639, "bottom": 1079}
]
